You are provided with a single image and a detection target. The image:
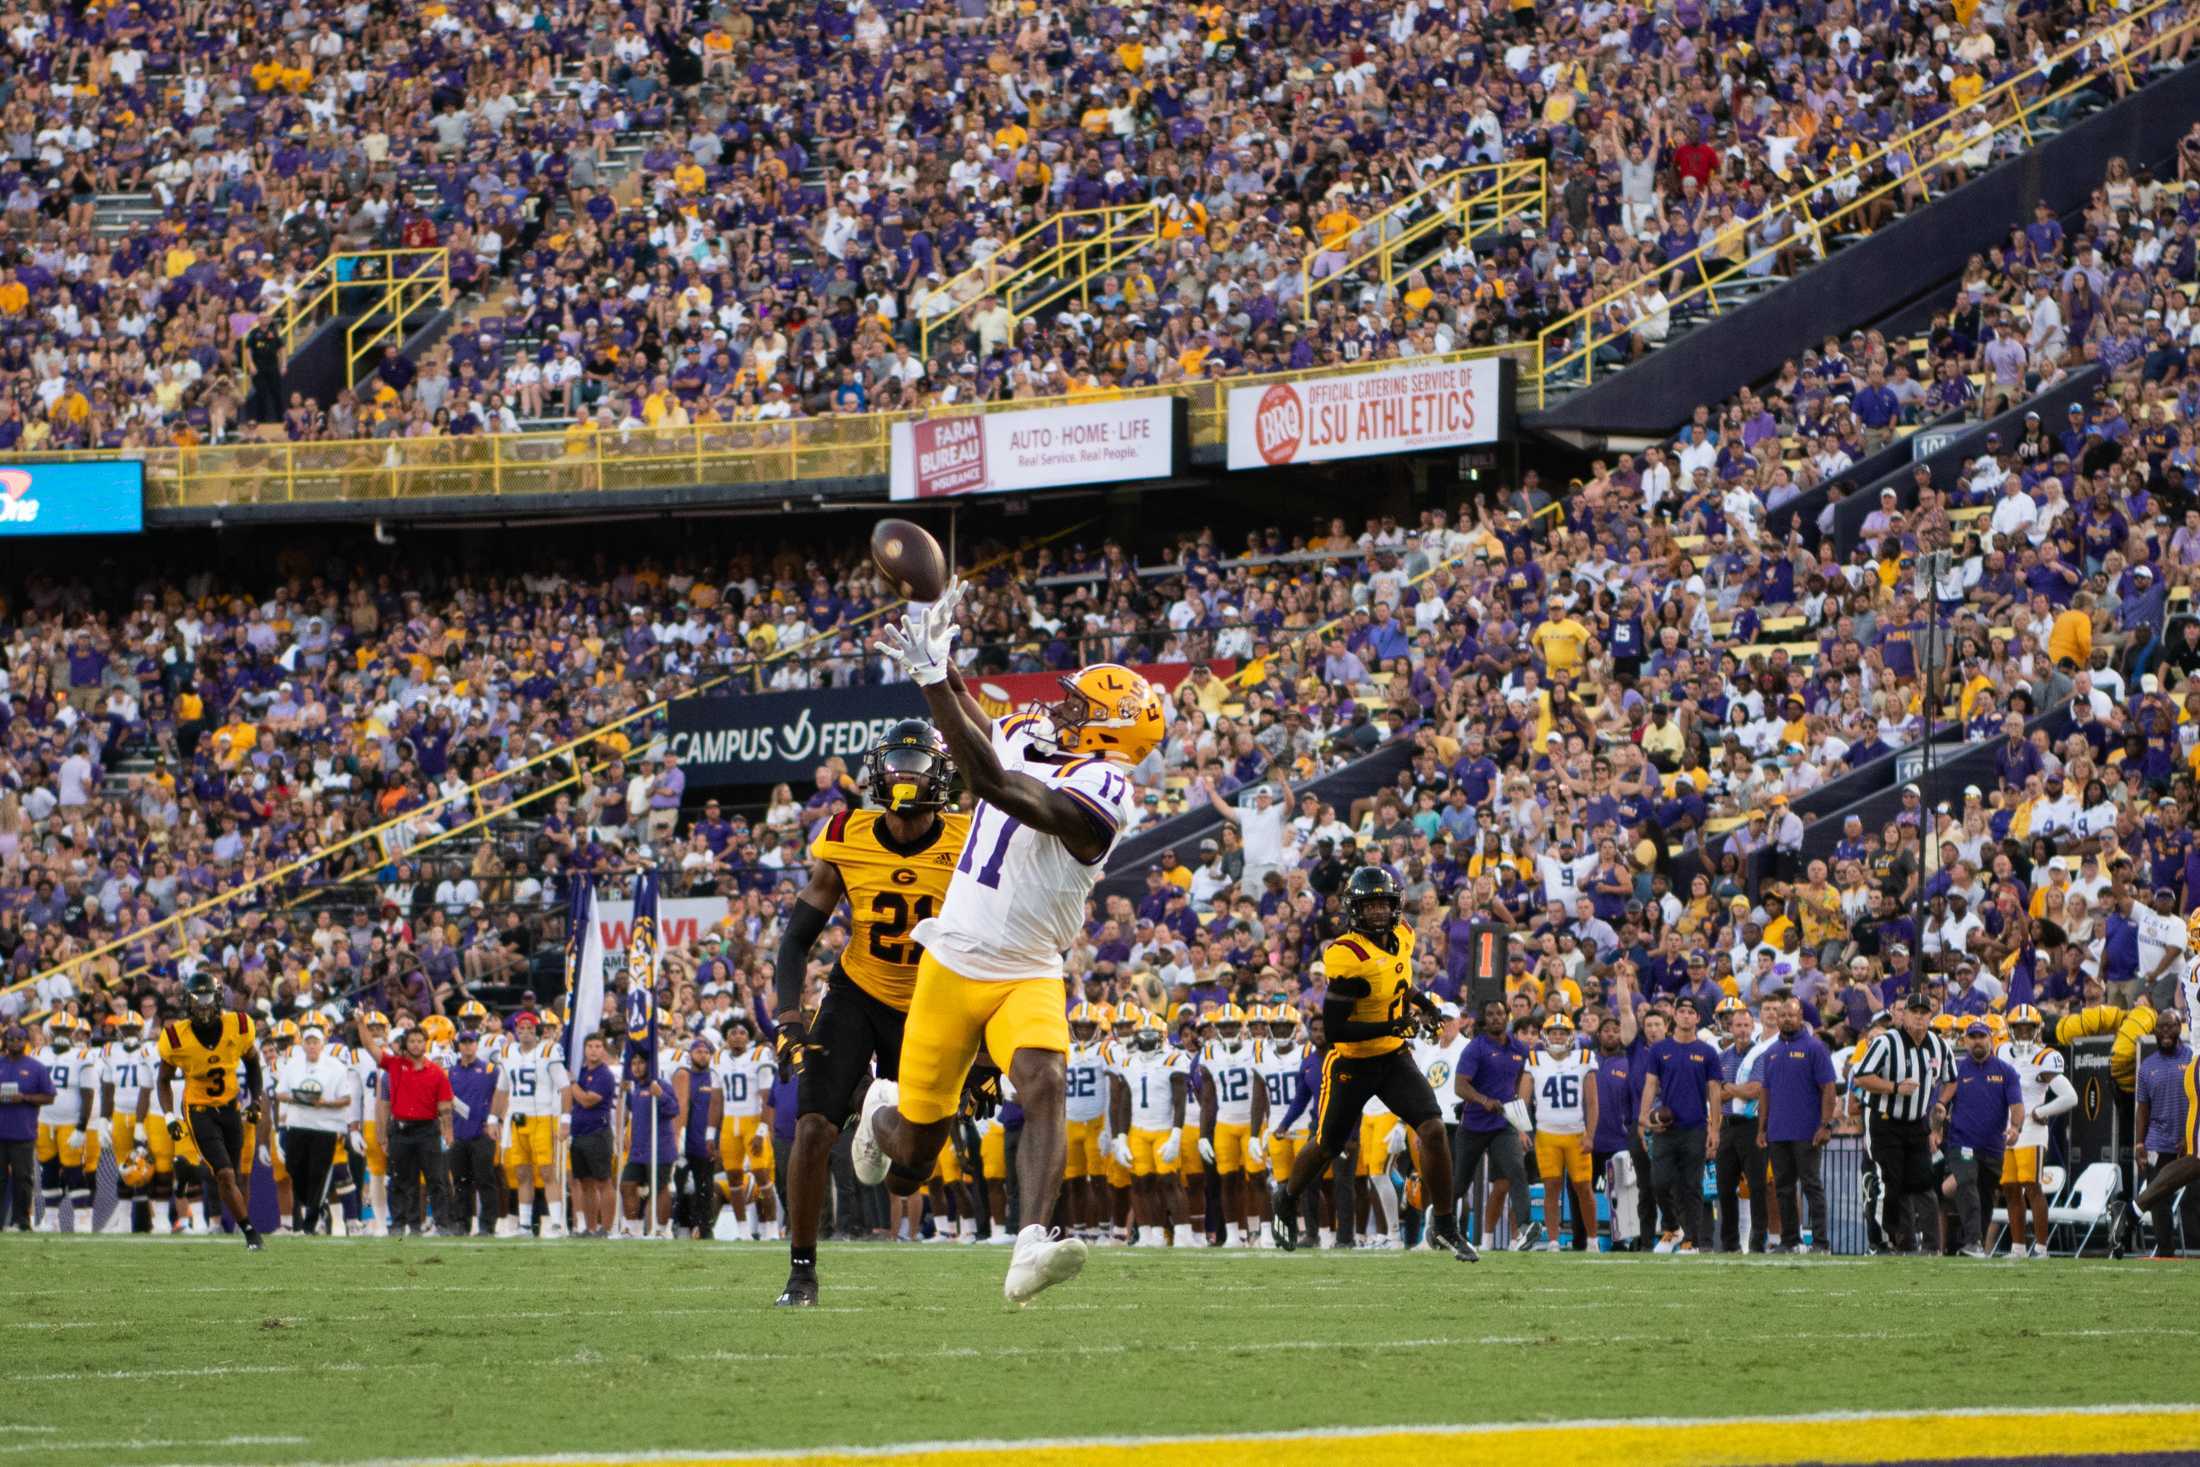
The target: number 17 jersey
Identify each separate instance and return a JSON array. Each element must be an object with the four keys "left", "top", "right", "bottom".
[
  {"left": 811, "top": 808, "right": 969, "bottom": 1011},
  {"left": 913, "top": 716, "right": 1137, "bottom": 983}
]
